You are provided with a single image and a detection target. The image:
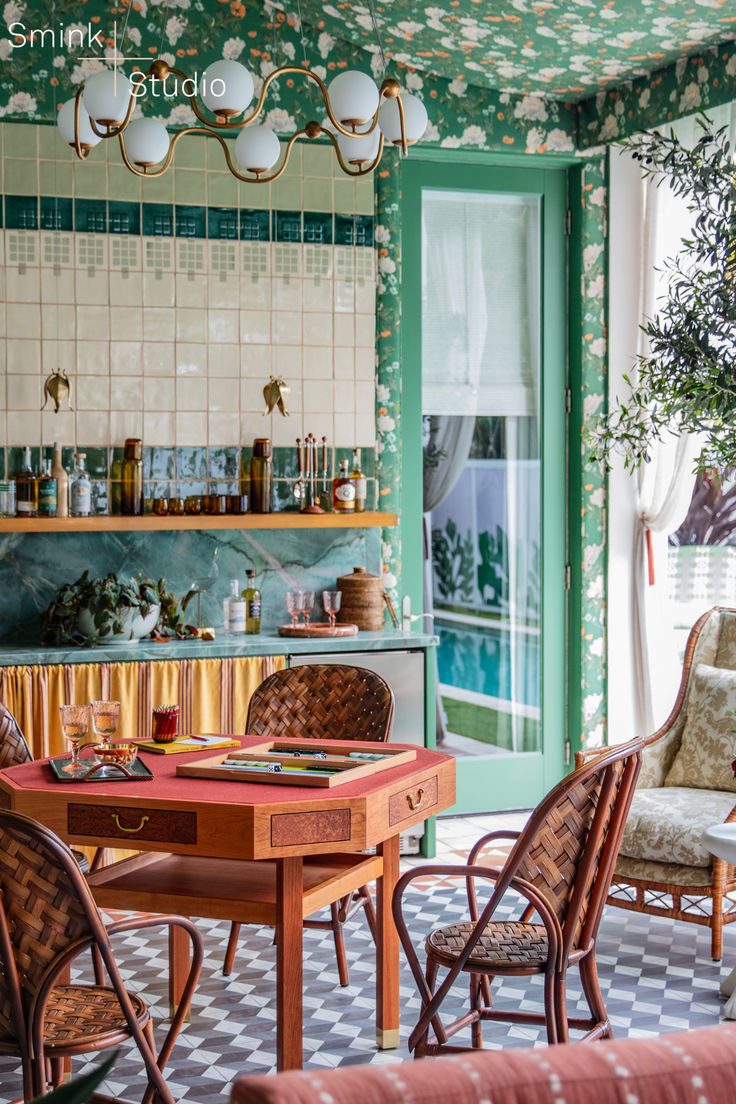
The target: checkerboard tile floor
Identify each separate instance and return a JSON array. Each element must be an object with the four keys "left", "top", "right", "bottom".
[{"left": 0, "top": 811, "right": 730, "bottom": 1102}]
